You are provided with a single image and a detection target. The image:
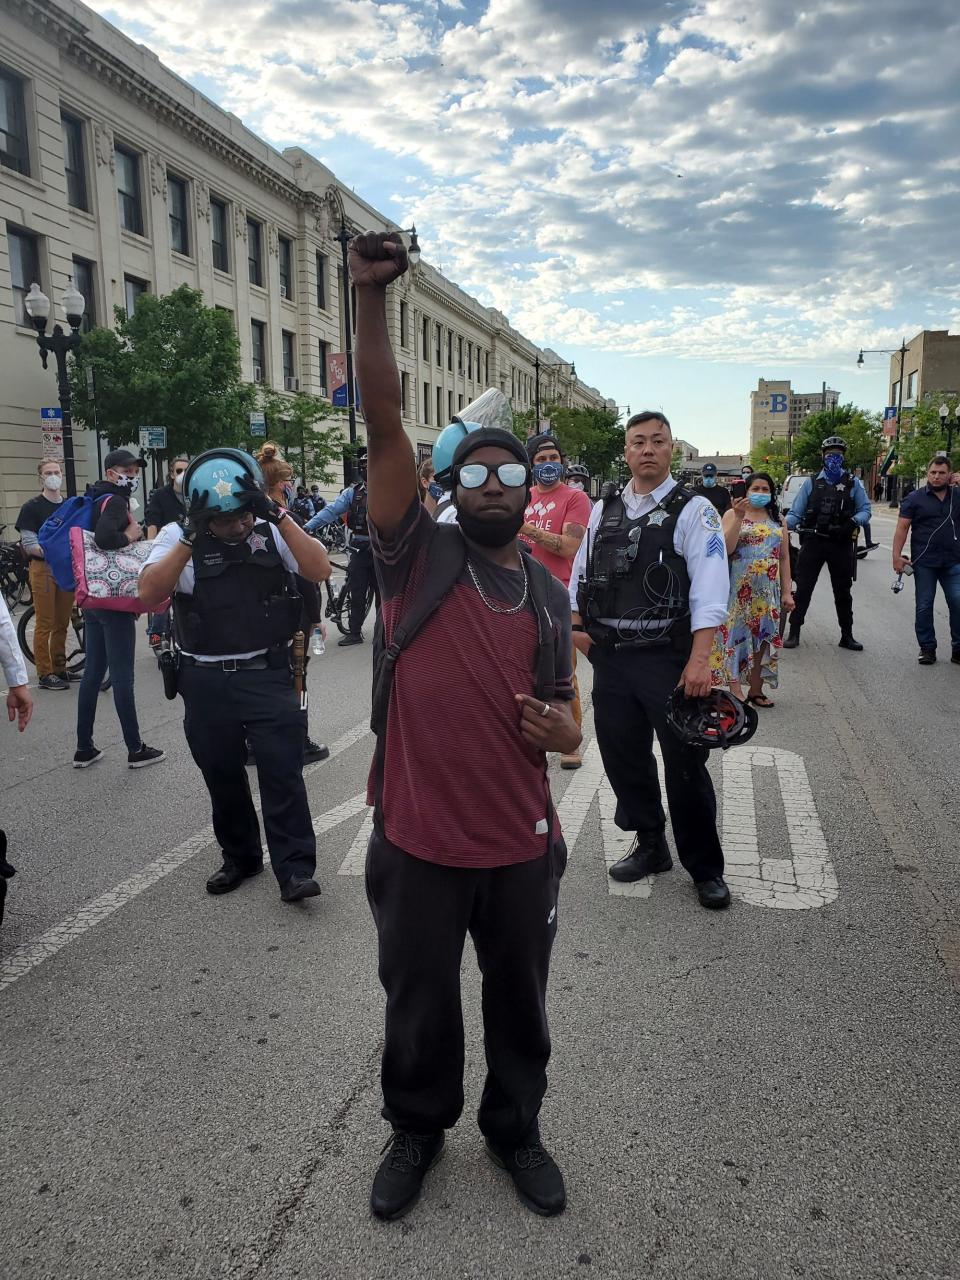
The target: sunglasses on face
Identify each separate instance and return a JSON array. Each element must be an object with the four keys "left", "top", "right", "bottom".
[{"left": 458, "top": 462, "right": 528, "bottom": 490}]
